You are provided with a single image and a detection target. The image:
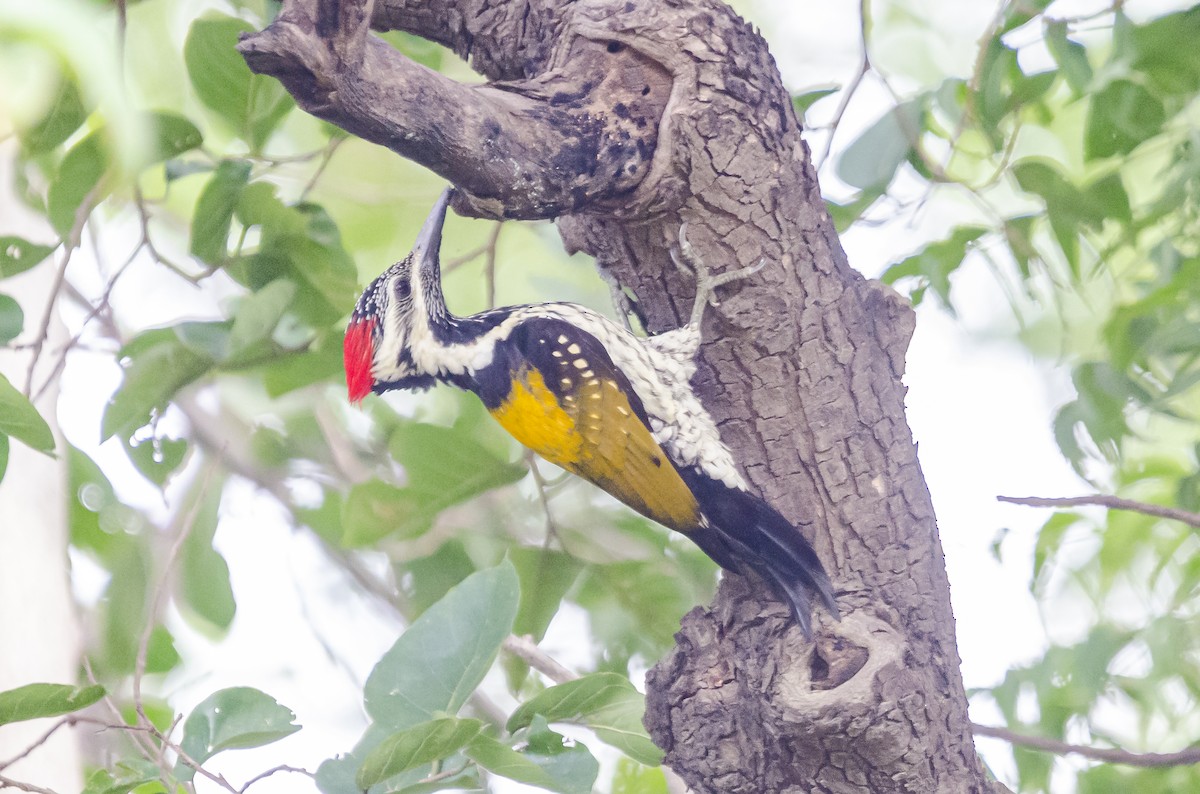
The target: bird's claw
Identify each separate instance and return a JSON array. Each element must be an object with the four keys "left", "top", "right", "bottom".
[{"left": 670, "top": 223, "right": 765, "bottom": 327}]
